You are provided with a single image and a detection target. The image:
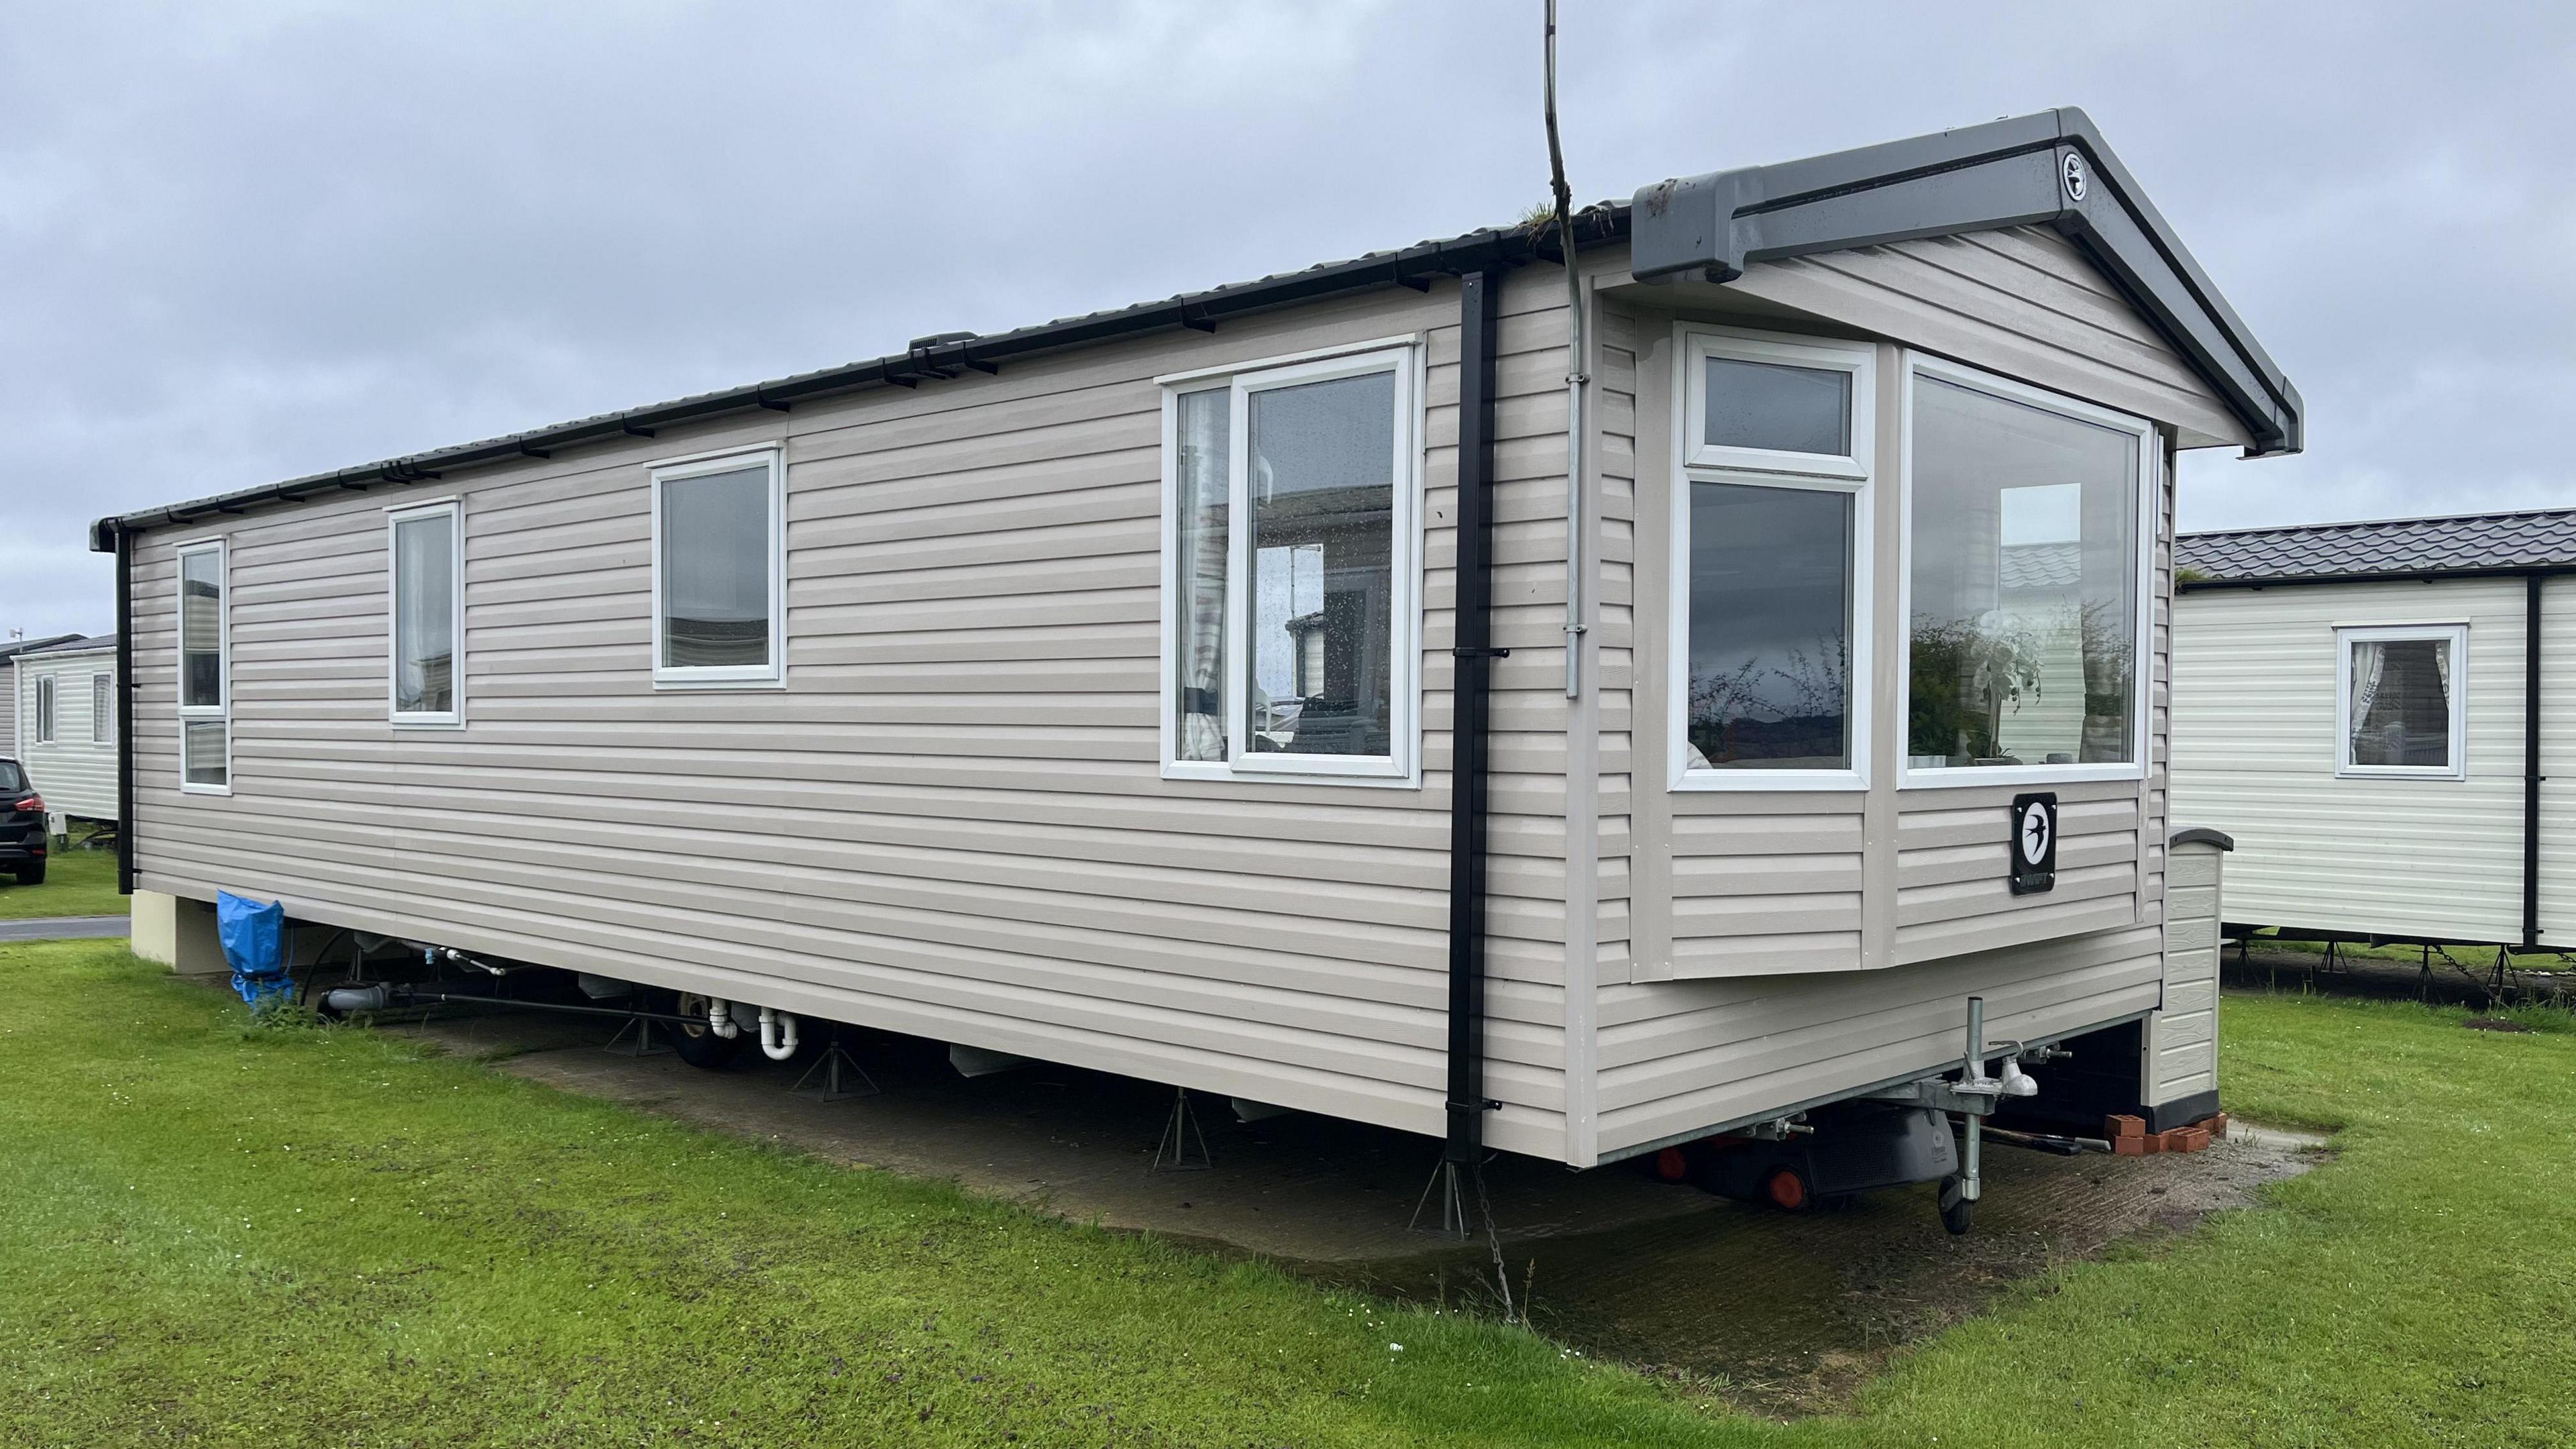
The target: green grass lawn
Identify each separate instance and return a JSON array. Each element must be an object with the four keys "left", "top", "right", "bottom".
[
  {"left": 3, "top": 943, "right": 2573, "bottom": 1446},
  {"left": 0, "top": 845, "right": 125, "bottom": 920}
]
